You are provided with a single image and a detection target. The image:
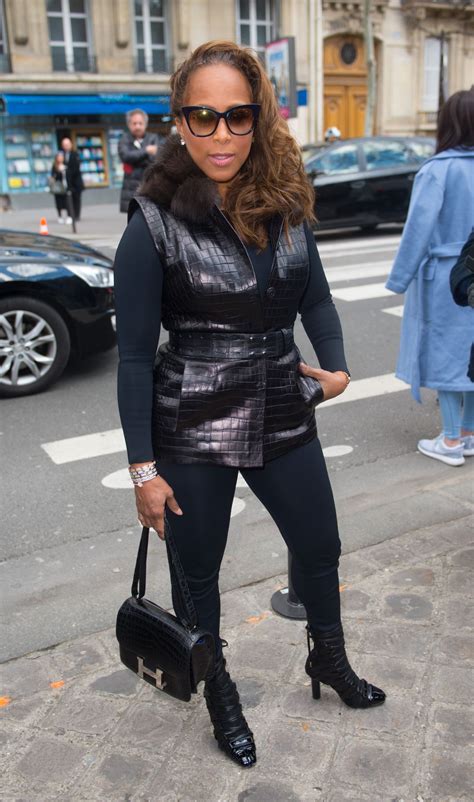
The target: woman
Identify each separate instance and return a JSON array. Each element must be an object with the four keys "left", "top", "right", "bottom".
[
  {"left": 49, "top": 153, "right": 71, "bottom": 224},
  {"left": 386, "top": 89, "right": 474, "bottom": 467},
  {"left": 115, "top": 41, "right": 385, "bottom": 769}
]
